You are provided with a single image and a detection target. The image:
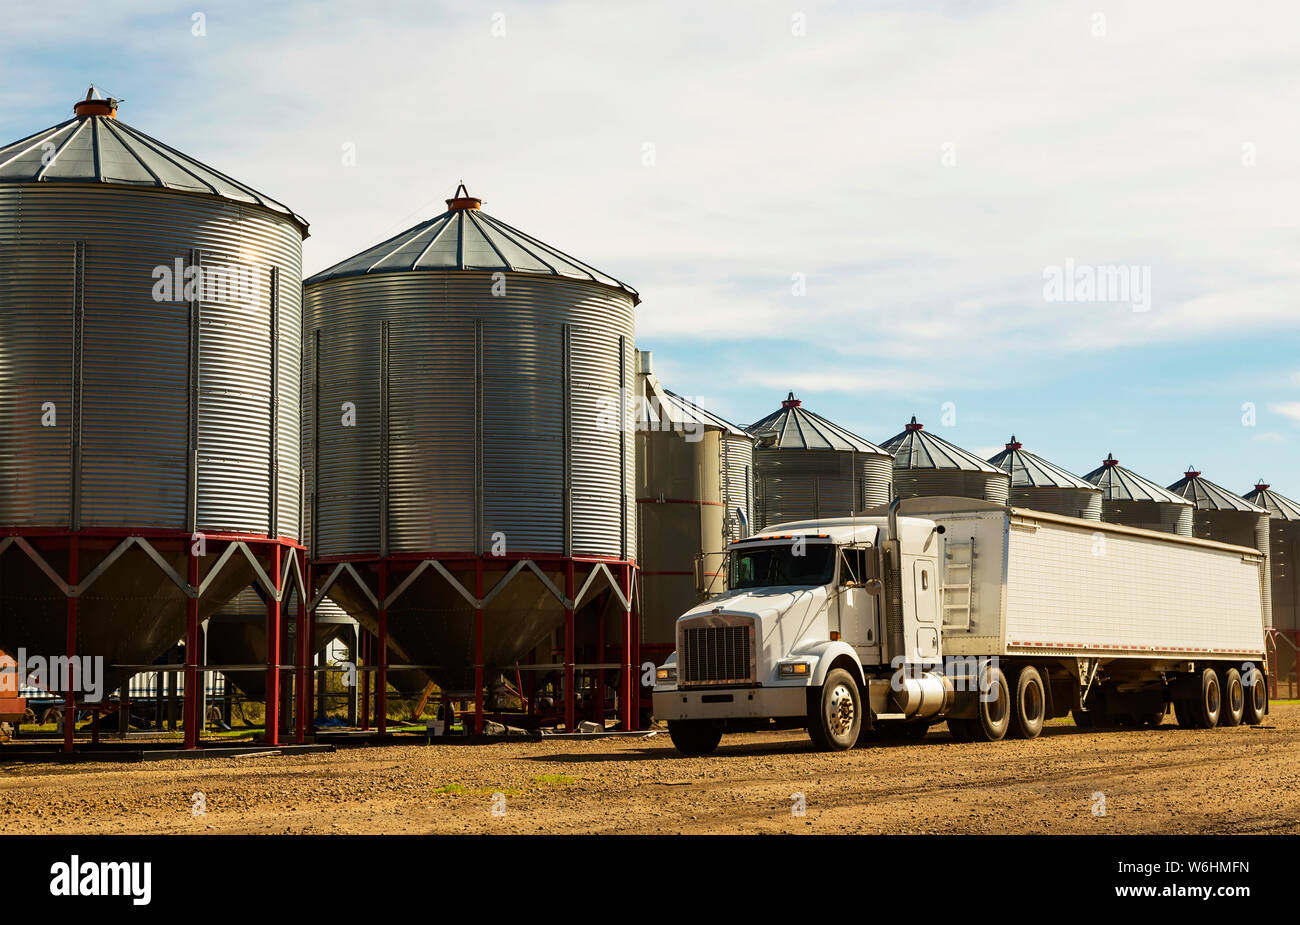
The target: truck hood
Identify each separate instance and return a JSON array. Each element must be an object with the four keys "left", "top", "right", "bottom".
[{"left": 682, "top": 585, "right": 828, "bottom": 627}]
